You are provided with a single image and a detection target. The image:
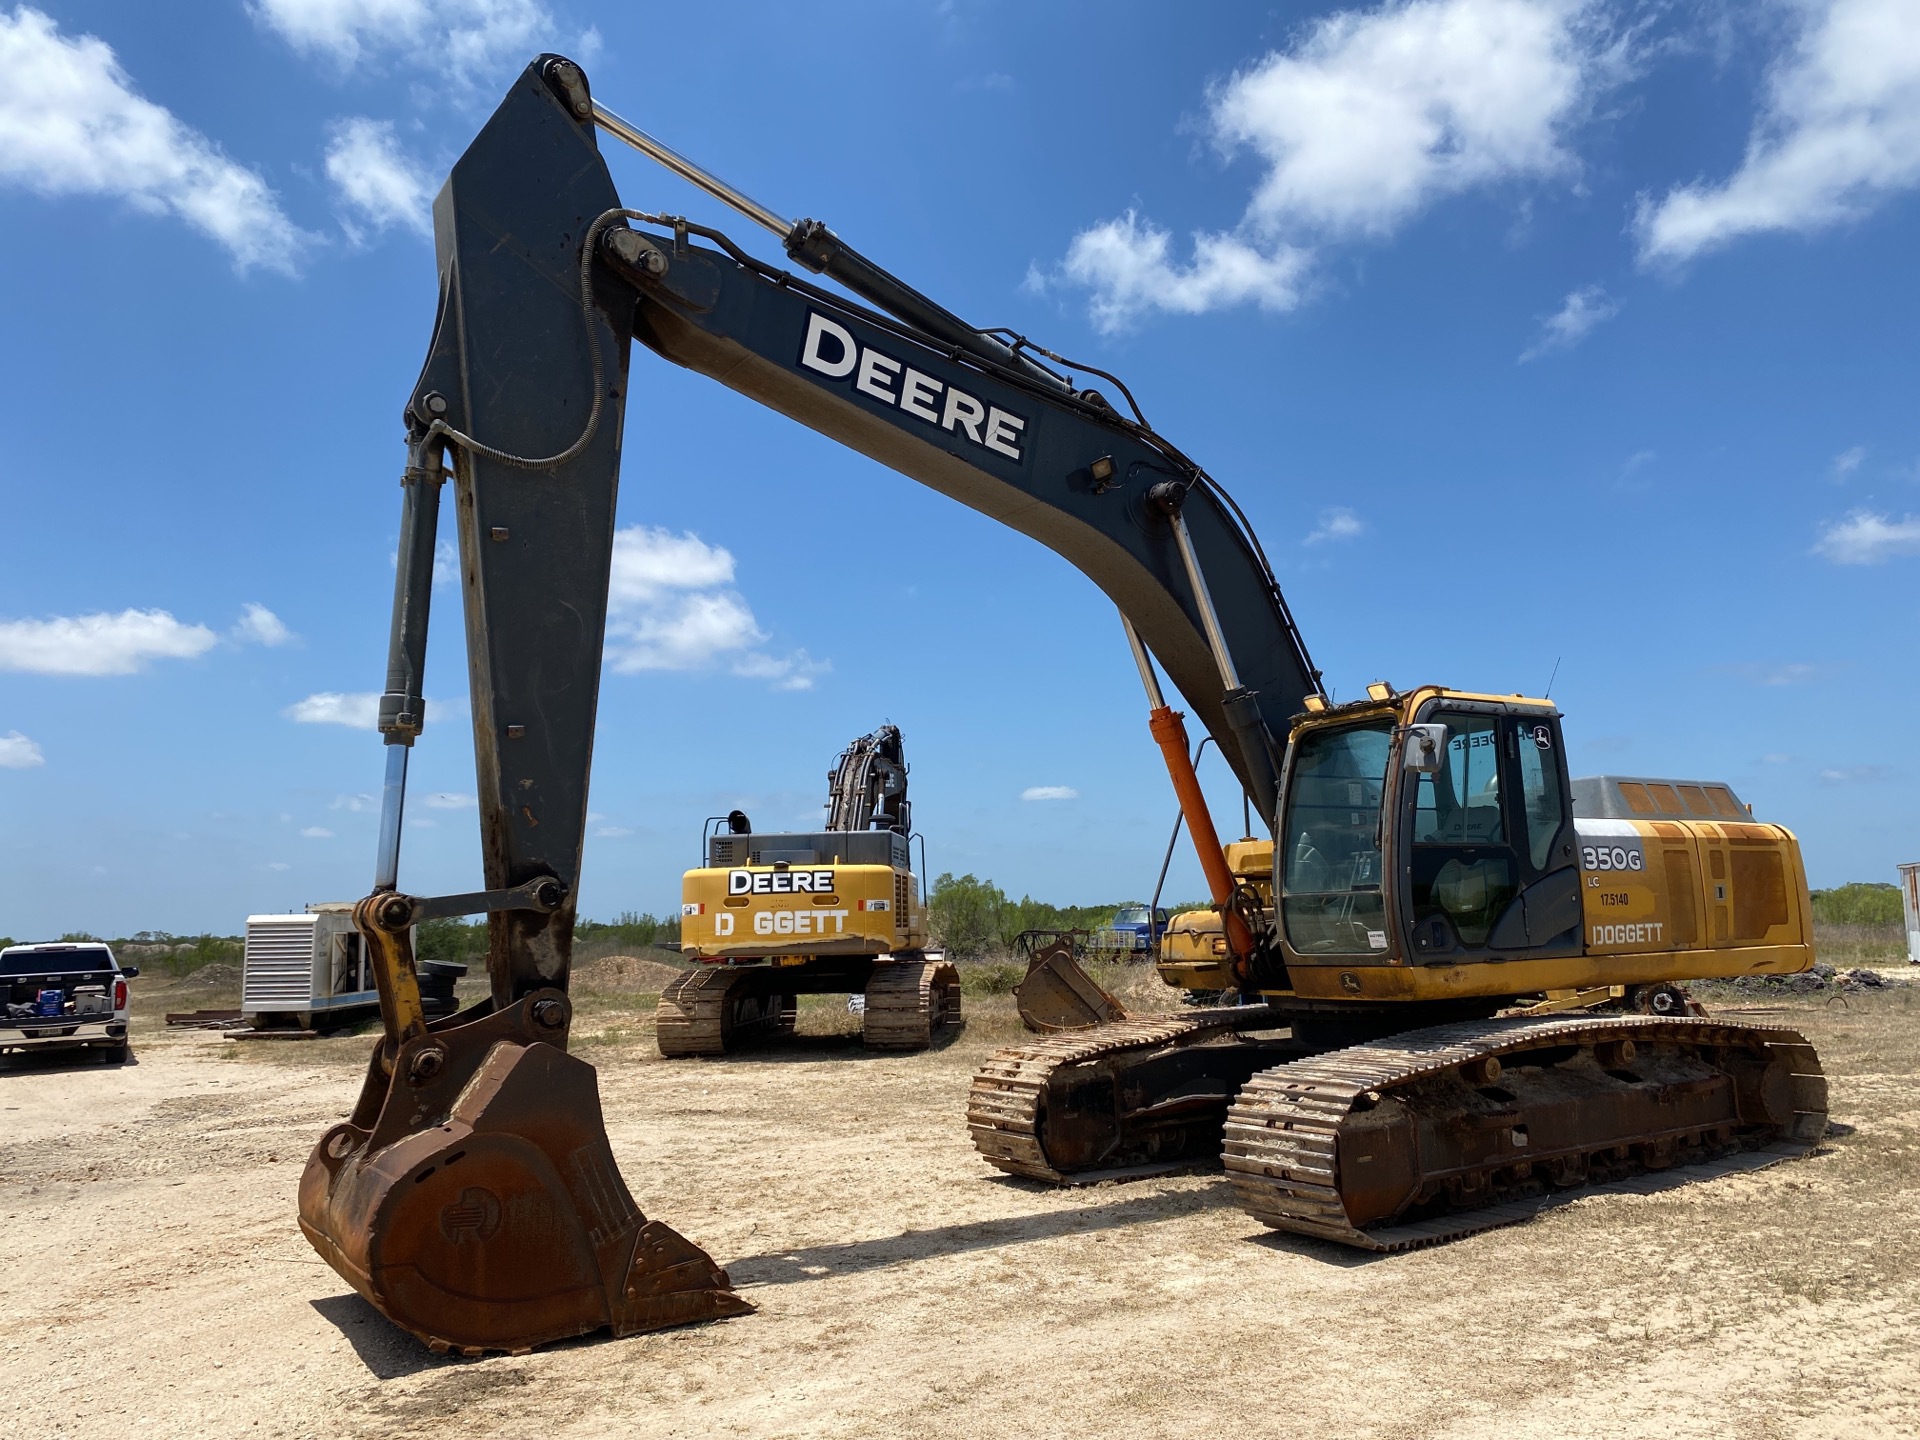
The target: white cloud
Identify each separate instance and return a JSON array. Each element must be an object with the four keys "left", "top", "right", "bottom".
[
  {"left": 300, "top": 825, "right": 335, "bottom": 838},
  {"left": 608, "top": 590, "right": 765, "bottom": 673},
  {"left": 325, "top": 116, "right": 433, "bottom": 240},
  {"left": 266, "top": 860, "right": 292, "bottom": 872},
  {"left": 1217, "top": 0, "right": 1603, "bottom": 238},
  {"left": 1519, "top": 283, "right": 1619, "bottom": 360},
  {"left": 603, "top": 526, "right": 822, "bottom": 687},
  {"left": 1829, "top": 444, "right": 1867, "bottom": 479},
  {"left": 608, "top": 525, "right": 736, "bottom": 607},
  {"left": 232, "top": 602, "right": 294, "bottom": 647},
  {"left": 730, "top": 649, "right": 832, "bottom": 692},
  {"left": 1021, "top": 785, "right": 1080, "bottom": 801},
  {"left": 1820, "top": 764, "right": 1894, "bottom": 784},
  {"left": 1637, "top": 0, "right": 1920, "bottom": 264},
  {"left": 422, "top": 791, "right": 474, "bottom": 808},
  {"left": 1305, "top": 507, "right": 1366, "bottom": 545},
  {"left": 330, "top": 792, "right": 377, "bottom": 811},
  {"left": 285, "top": 690, "right": 380, "bottom": 726},
  {"left": 1762, "top": 752, "right": 1794, "bottom": 764},
  {"left": 0, "top": 8, "right": 308, "bottom": 273},
  {"left": 0, "top": 609, "right": 217, "bottom": 675},
  {"left": 593, "top": 824, "right": 634, "bottom": 838},
  {"left": 251, "top": 0, "right": 580, "bottom": 90},
  {"left": 1051, "top": 0, "right": 1617, "bottom": 327},
  {"left": 0, "top": 731, "right": 45, "bottom": 768},
  {"left": 1058, "top": 212, "right": 1311, "bottom": 332},
  {"left": 1813, "top": 509, "right": 1920, "bottom": 563}
]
